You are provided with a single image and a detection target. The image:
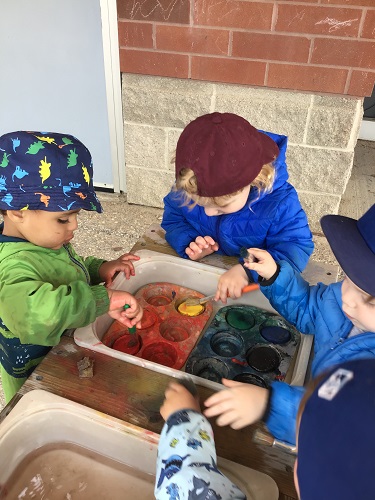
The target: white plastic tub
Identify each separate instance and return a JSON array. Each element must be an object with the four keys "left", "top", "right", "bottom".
[
  {"left": 74, "top": 250, "right": 312, "bottom": 390},
  {"left": 0, "top": 390, "right": 278, "bottom": 499}
]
